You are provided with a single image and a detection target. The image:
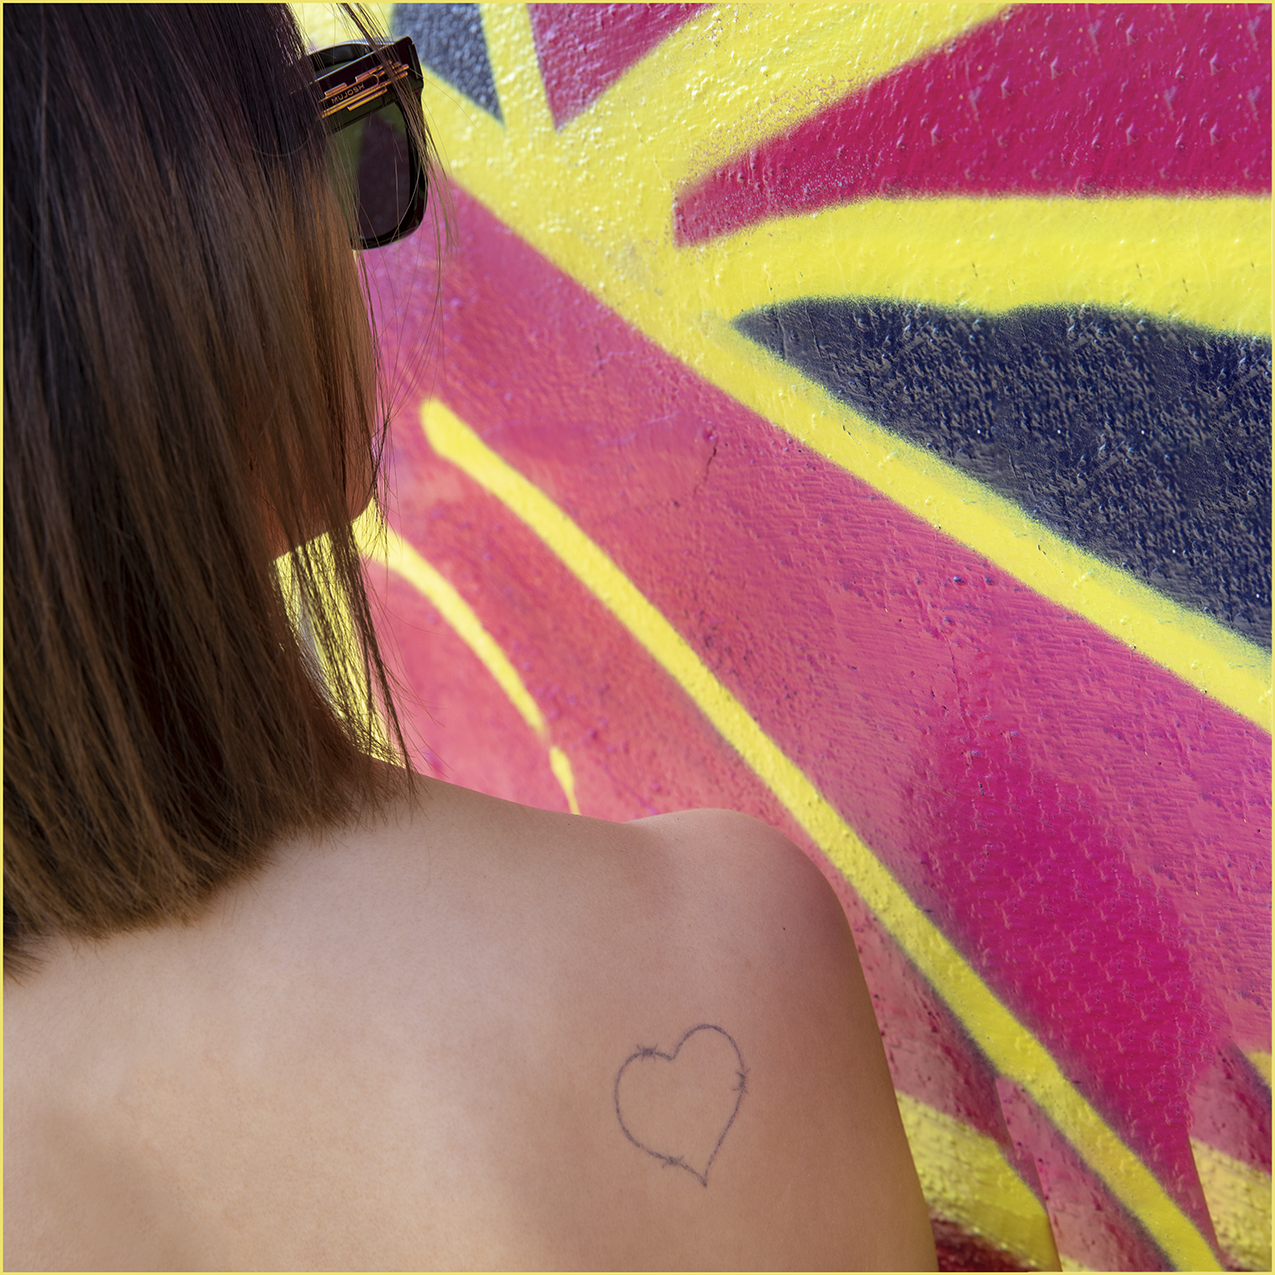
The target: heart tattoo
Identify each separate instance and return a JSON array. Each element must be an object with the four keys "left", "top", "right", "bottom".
[{"left": 614, "top": 1024, "right": 747, "bottom": 1187}]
